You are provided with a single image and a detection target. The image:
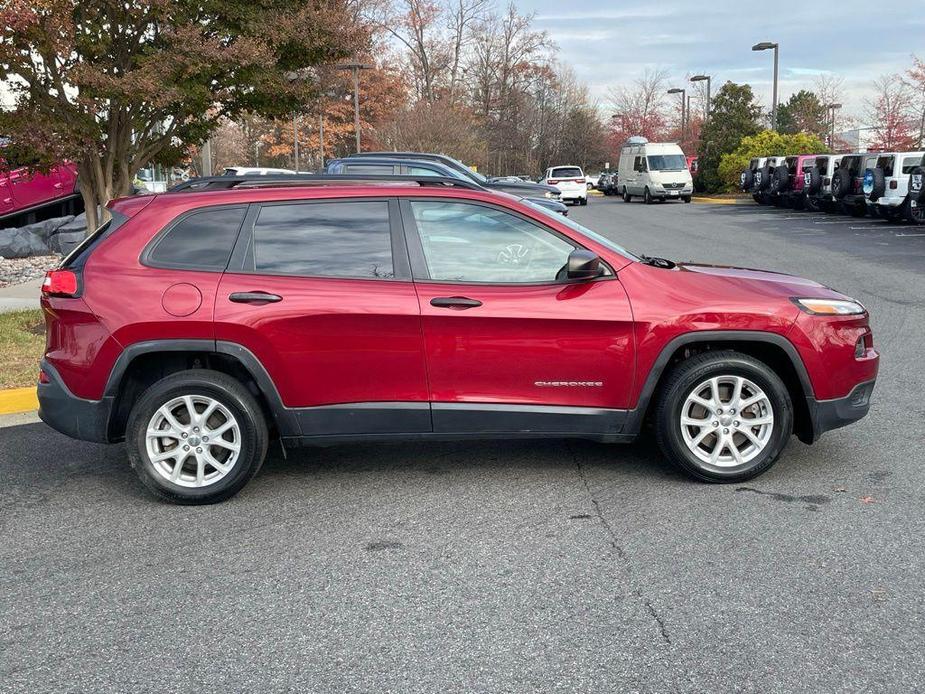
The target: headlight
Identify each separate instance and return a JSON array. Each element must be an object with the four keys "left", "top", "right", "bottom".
[
  {"left": 791, "top": 298, "right": 866, "bottom": 315},
  {"left": 544, "top": 191, "right": 553, "bottom": 198}
]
